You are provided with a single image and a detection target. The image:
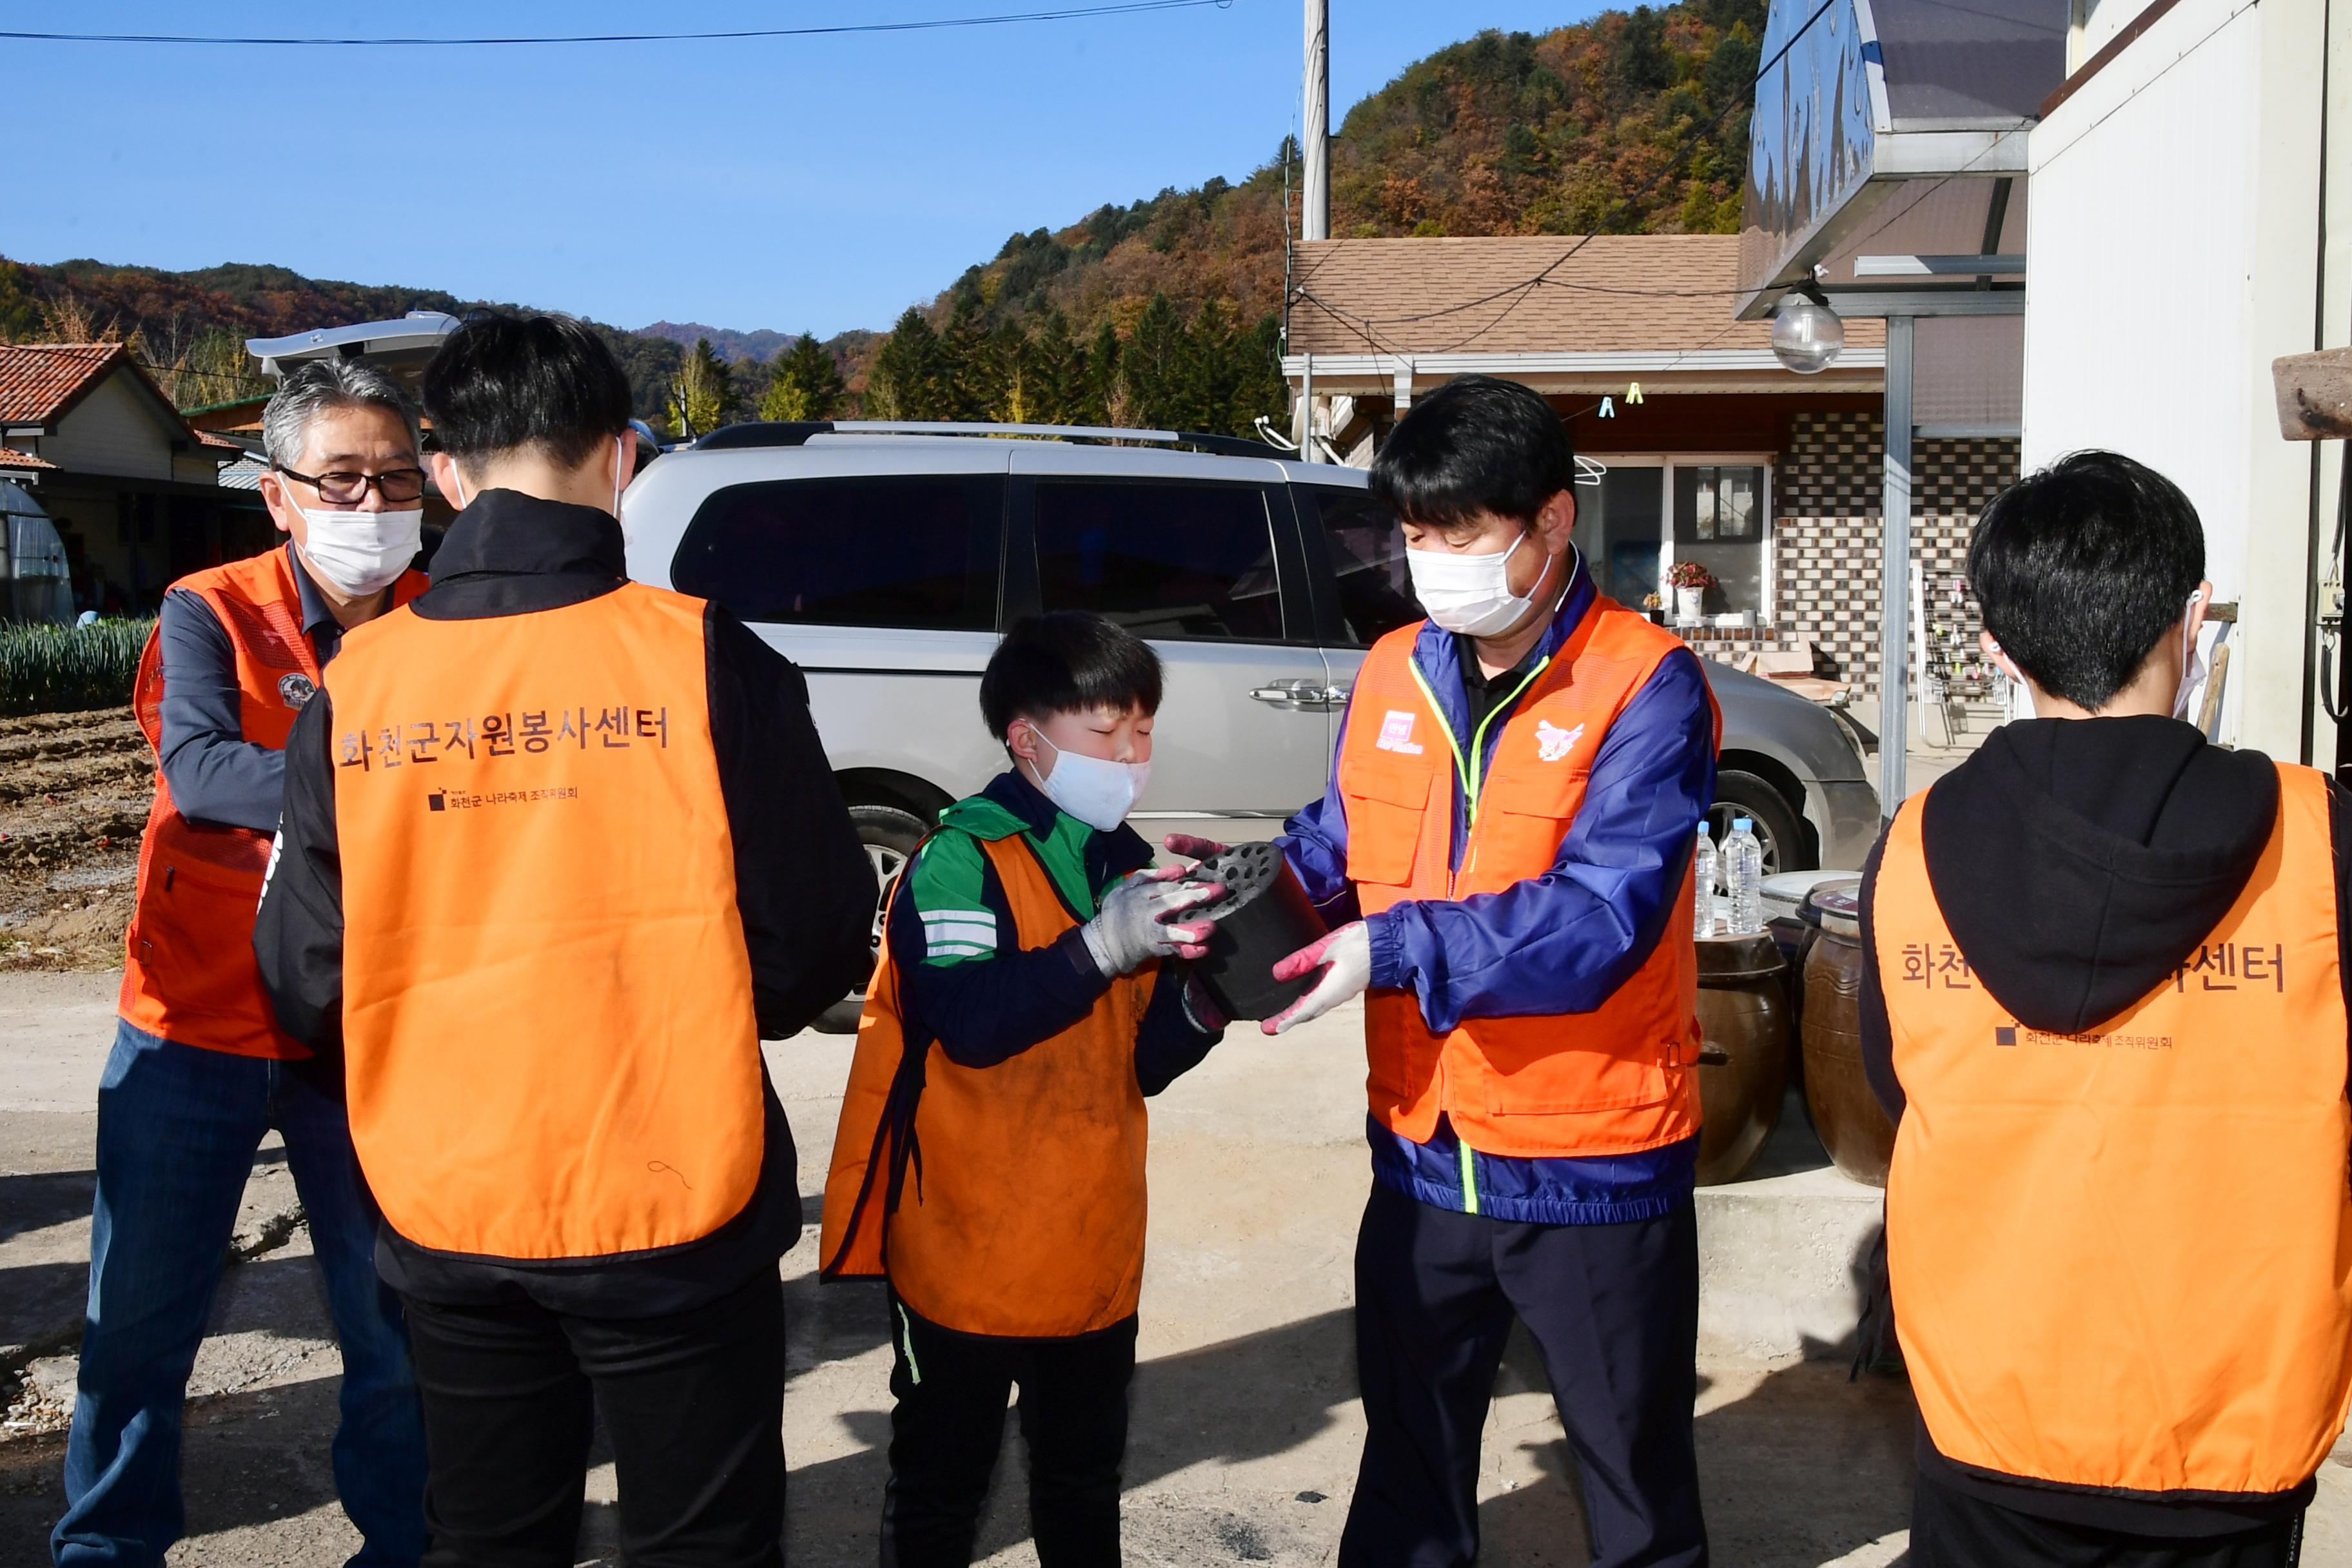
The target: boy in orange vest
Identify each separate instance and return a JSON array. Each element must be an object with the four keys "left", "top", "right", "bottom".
[
  {"left": 1864, "top": 450, "right": 2352, "bottom": 1566},
  {"left": 821, "top": 612, "right": 1233, "bottom": 1566}
]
